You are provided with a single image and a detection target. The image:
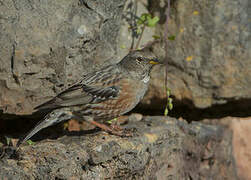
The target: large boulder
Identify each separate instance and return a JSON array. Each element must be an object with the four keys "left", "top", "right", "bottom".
[
  {"left": 205, "top": 117, "right": 251, "bottom": 180},
  {"left": 139, "top": 0, "right": 251, "bottom": 109},
  {"left": 2, "top": 0, "right": 250, "bottom": 115},
  {"left": 0, "top": 0, "right": 125, "bottom": 115}
]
